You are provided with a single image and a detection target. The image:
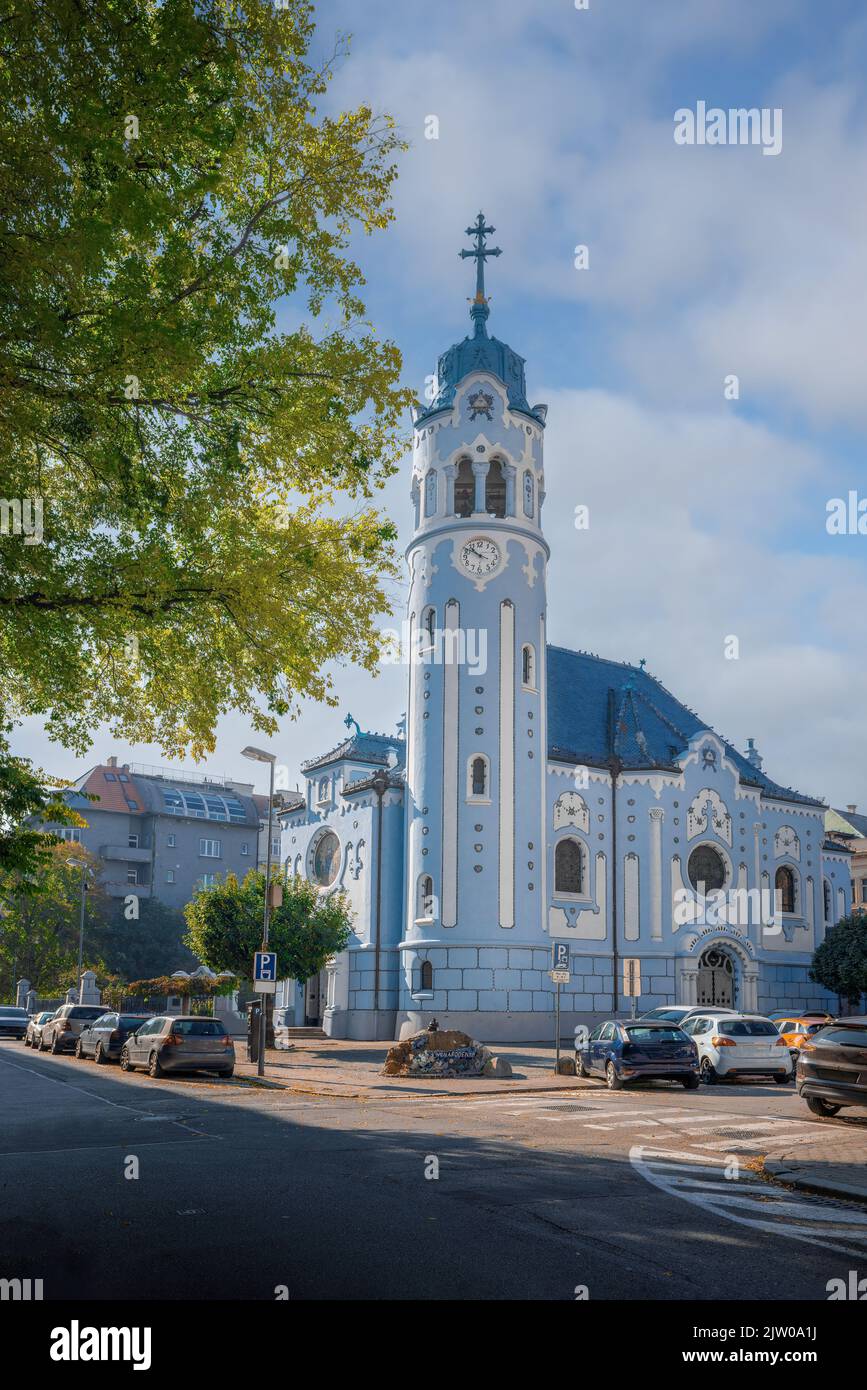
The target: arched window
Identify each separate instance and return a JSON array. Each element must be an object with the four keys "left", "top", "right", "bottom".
[
  {"left": 454, "top": 458, "right": 474, "bottom": 517},
  {"left": 411, "top": 477, "right": 420, "bottom": 529},
  {"left": 687, "top": 844, "right": 726, "bottom": 893},
  {"left": 485, "top": 459, "right": 506, "bottom": 517},
  {"left": 420, "top": 960, "right": 433, "bottom": 991},
  {"left": 523, "top": 470, "right": 534, "bottom": 518},
  {"left": 468, "top": 754, "right": 489, "bottom": 800},
  {"left": 424, "top": 469, "right": 437, "bottom": 517},
  {"left": 776, "top": 865, "right": 795, "bottom": 914},
  {"left": 555, "top": 838, "right": 584, "bottom": 894},
  {"left": 421, "top": 606, "right": 436, "bottom": 655},
  {"left": 823, "top": 878, "right": 832, "bottom": 921},
  {"left": 522, "top": 644, "right": 535, "bottom": 689},
  {"left": 417, "top": 874, "right": 434, "bottom": 920}
]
